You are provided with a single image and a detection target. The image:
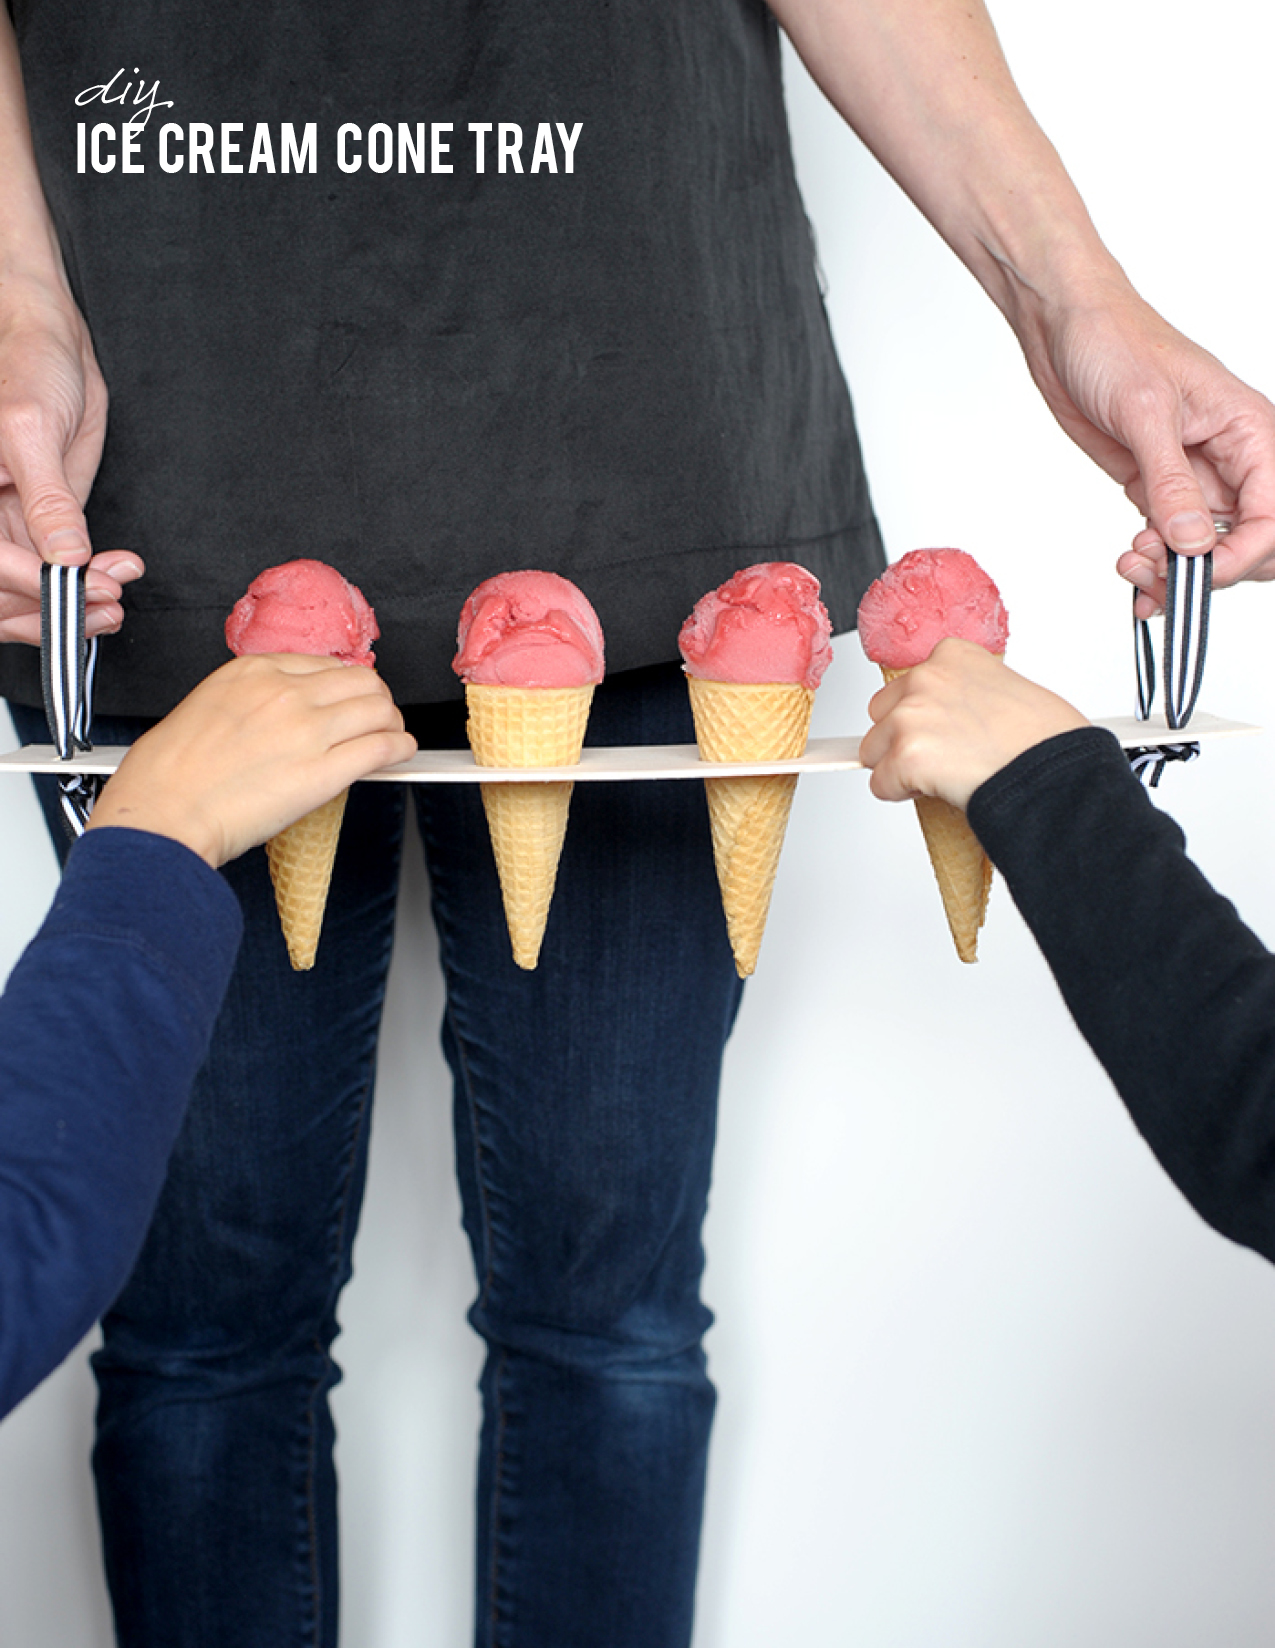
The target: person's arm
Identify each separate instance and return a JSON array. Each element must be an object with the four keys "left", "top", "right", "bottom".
[
  {"left": 969, "top": 728, "right": 1275, "bottom": 1265},
  {"left": 768, "top": 0, "right": 1275, "bottom": 615},
  {"left": 0, "top": 654, "right": 416, "bottom": 1414},
  {"left": 860, "top": 639, "right": 1275, "bottom": 1263},
  {"left": 0, "top": 7, "right": 142, "bottom": 643},
  {"left": 0, "top": 829, "right": 242, "bottom": 1417}
]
